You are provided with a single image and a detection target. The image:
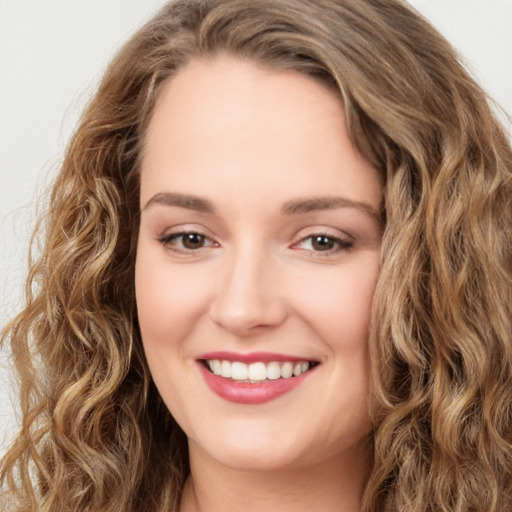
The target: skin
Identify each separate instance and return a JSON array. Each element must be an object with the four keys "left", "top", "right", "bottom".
[{"left": 135, "top": 55, "right": 383, "bottom": 512}]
